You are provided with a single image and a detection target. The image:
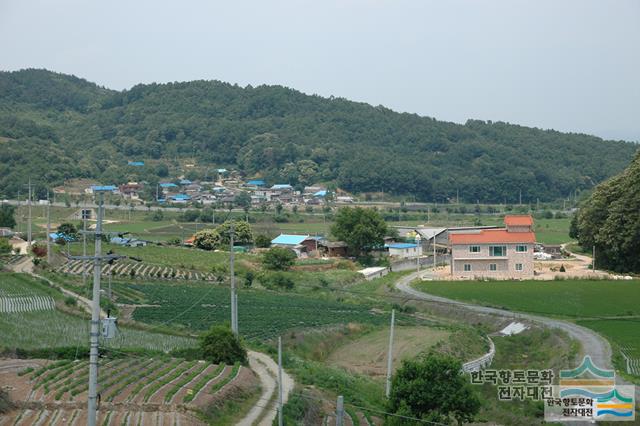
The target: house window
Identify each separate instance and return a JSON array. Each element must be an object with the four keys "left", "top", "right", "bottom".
[
  {"left": 489, "top": 245, "right": 506, "bottom": 256},
  {"left": 463, "top": 264, "right": 472, "bottom": 272},
  {"left": 489, "top": 263, "right": 497, "bottom": 271},
  {"left": 516, "top": 245, "right": 528, "bottom": 252},
  {"left": 515, "top": 263, "right": 523, "bottom": 271},
  {"left": 469, "top": 245, "right": 480, "bottom": 253}
]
